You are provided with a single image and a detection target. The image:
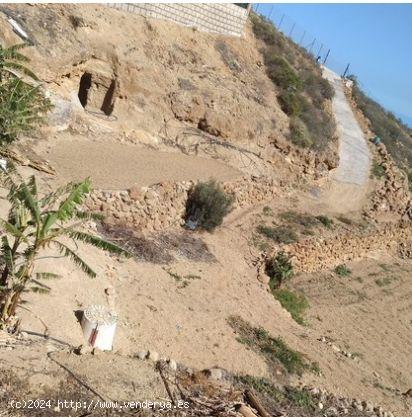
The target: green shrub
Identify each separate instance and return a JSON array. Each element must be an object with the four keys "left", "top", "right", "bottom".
[
  {"left": 289, "top": 118, "right": 313, "bottom": 148},
  {"left": 185, "top": 180, "right": 233, "bottom": 231},
  {"left": 264, "top": 54, "right": 302, "bottom": 91},
  {"left": 249, "top": 13, "right": 336, "bottom": 151},
  {"left": 278, "top": 89, "right": 301, "bottom": 117},
  {"left": 302, "top": 71, "right": 334, "bottom": 104},
  {"left": 316, "top": 215, "right": 334, "bottom": 229},
  {"left": 371, "top": 160, "right": 386, "bottom": 179},
  {"left": 250, "top": 13, "right": 280, "bottom": 46},
  {"left": 335, "top": 264, "right": 352, "bottom": 277},
  {"left": 257, "top": 225, "right": 298, "bottom": 244},
  {"left": 351, "top": 81, "right": 412, "bottom": 170},
  {"left": 0, "top": 78, "right": 51, "bottom": 144},
  {"left": 265, "top": 251, "right": 294, "bottom": 289},
  {"left": 273, "top": 289, "right": 309, "bottom": 325},
  {"left": 299, "top": 99, "right": 336, "bottom": 150}
]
